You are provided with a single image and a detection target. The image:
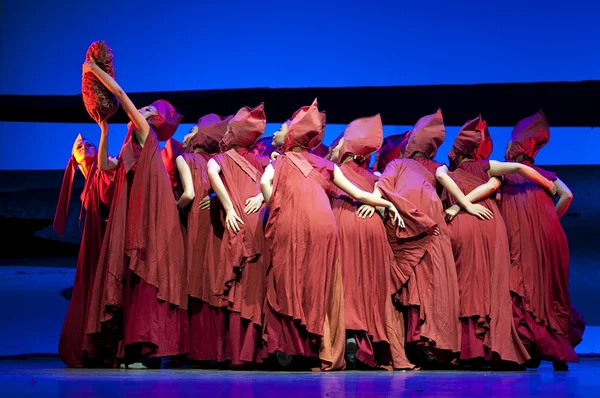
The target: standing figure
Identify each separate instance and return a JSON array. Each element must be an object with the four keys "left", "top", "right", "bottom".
[
  {"left": 207, "top": 104, "right": 269, "bottom": 368},
  {"left": 329, "top": 114, "right": 414, "bottom": 370},
  {"left": 374, "top": 110, "right": 461, "bottom": 367},
  {"left": 260, "top": 99, "right": 403, "bottom": 371},
  {"left": 54, "top": 127, "right": 116, "bottom": 367},
  {"left": 182, "top": 114, "right": 232, "bottom": 364},
  {"left": 436, "top": 115, "right": 556, "bottom": 368},
  {"left": 500, "top": 111, "right": 583, "bottom": 370},
  {"left": 82, "top": 60, "right": 189, "bottom": 369}
]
